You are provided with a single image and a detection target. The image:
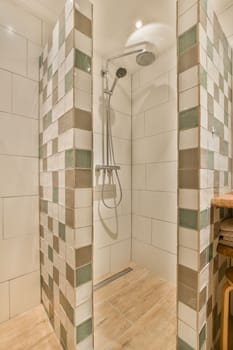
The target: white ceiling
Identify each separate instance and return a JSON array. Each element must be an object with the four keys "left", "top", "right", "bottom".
[{"left": 12, "top": 0, "right": 233, "bottom": 49}]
